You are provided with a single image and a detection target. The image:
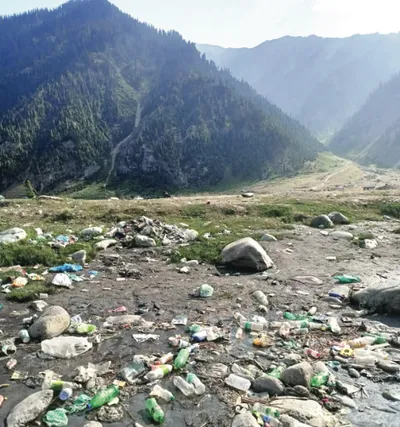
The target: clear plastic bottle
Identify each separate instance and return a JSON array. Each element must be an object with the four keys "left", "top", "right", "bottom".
[
  {"left": 353, "top": 349, "right": 376, "bottom": 367},
  {"left": 87, "top": 385, "right": 120, "bottom": 410},
  {"left": 348, "top": 336, "right": 375, "bottom": 348},
  {"left": 186, "top": 373, "right": 205, "bottom": 395},
  {"left": 144, "top": 365, "right": 173, "bottom": 382},
  {"left": 150, "top": 385, "right": 175, "bottom": 402},
  {"left": 158, "top": 352, "right": 174, "bottom": 365},
  {"left": 279, "top": 323, "right": 290, "bottom": 338},
  {"left": 239, "top": 320, "right": 264, "bottom": 332},
  {"left": 327, "top": 317, "right": 341, "bottom": 334},
  {"left": 173, "top": 376, "right": 195, "bottom": 396},
  {"left": 224, "top": 374, "right": 251, "bottom": 392},
  {"left": 234, "top": 312, "right": 247, "bottom": 323},
  {"left": 253, "top": 290, "right": 269, "bottom": 306},
  {"left": 146, "top": 397, "right": 165, "bottom": 423}
]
